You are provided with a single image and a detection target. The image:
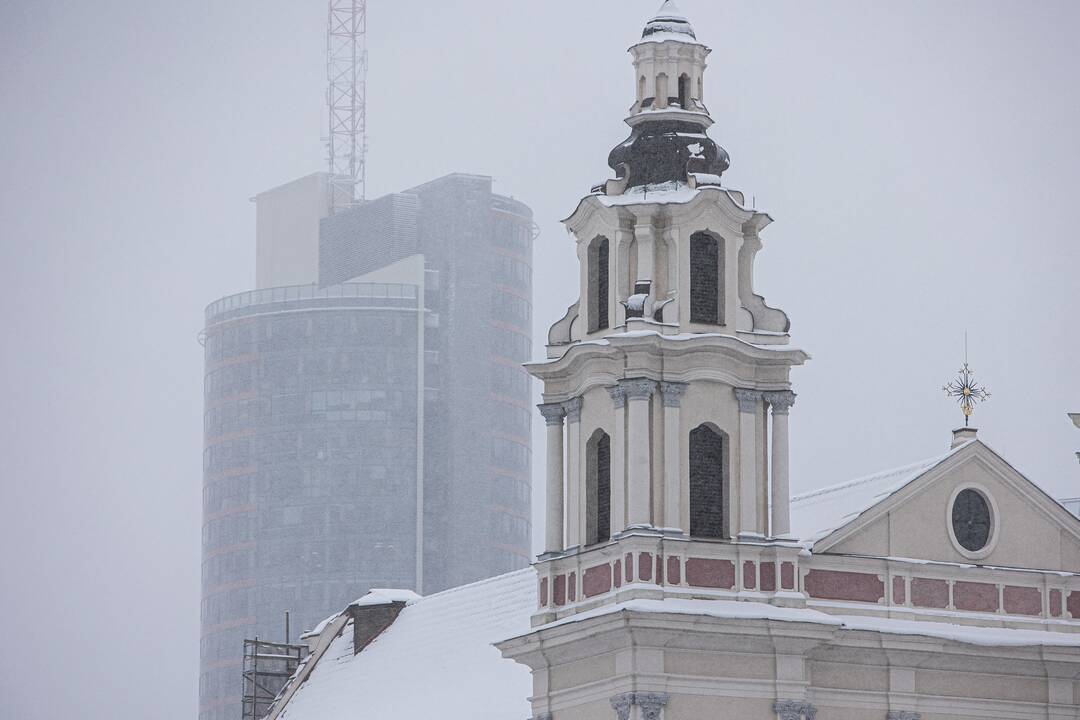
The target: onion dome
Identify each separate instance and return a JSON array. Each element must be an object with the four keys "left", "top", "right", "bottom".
[{"left": 642, "top": 0, "right": 696, "bottom": 40}]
